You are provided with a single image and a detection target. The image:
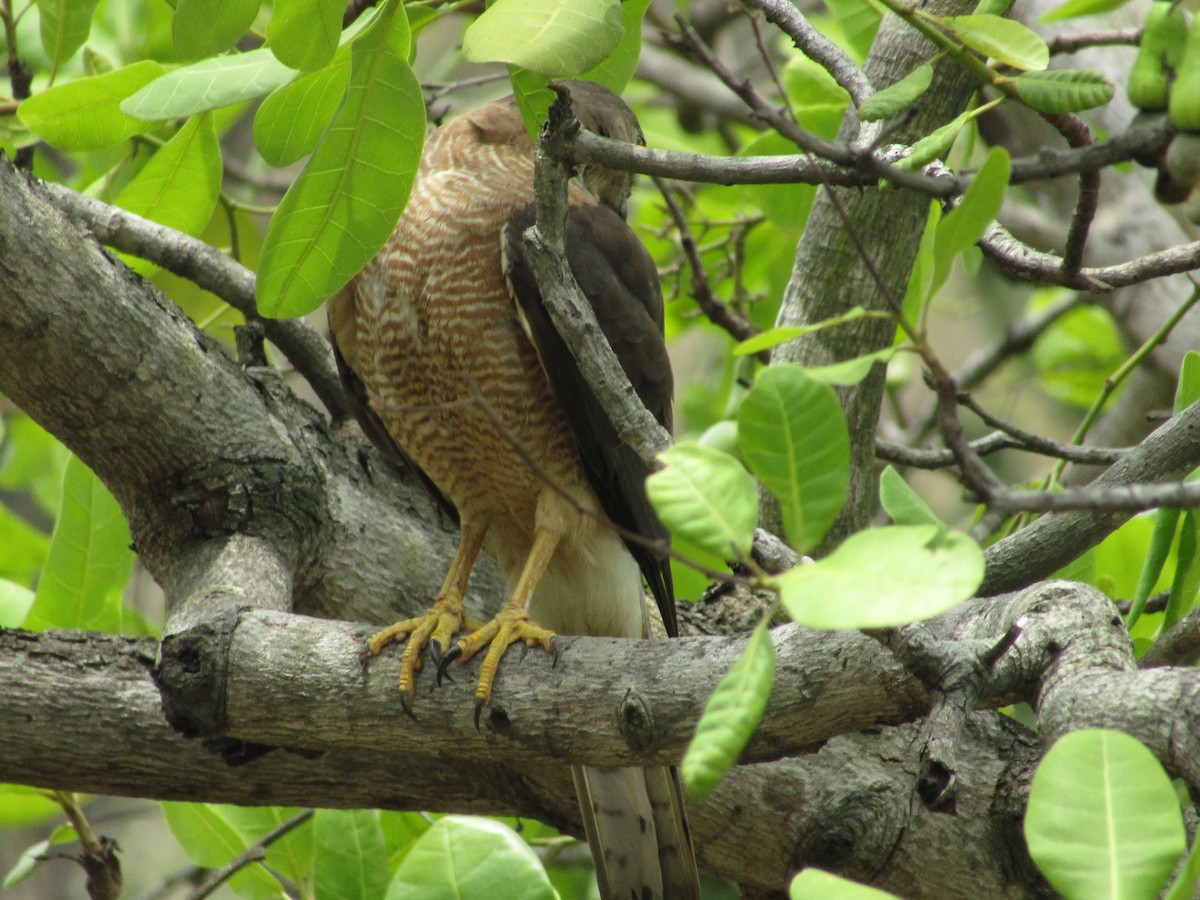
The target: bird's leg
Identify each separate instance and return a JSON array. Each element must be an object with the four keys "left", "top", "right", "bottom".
[
  {"left": 441, "top": 526, "right": 559, "bottom": 710},
  {"left": 365, "top": 522, "right": 488, "bottom": 705}
]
